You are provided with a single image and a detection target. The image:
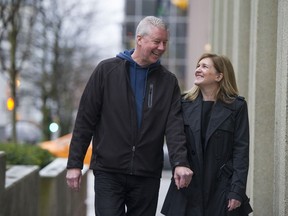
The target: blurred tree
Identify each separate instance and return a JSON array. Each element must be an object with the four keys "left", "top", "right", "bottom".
[
  {"left": 0, "top": 0, "right": 39, "bottom": 143},
  {"left": 30, "top": 0, "right": 98, "bottom": 139},
  {"left": 1, "top": 0, "right": 108, "bottom": 142}
]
